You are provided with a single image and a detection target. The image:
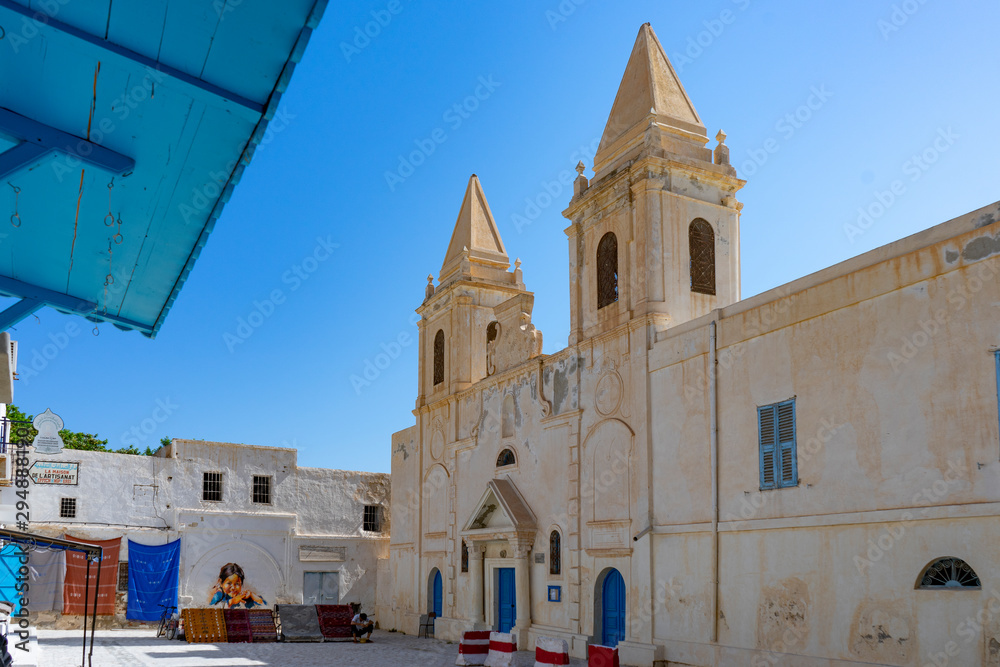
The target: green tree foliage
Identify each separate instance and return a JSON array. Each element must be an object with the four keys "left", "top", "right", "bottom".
[{"left": 6, "top": 405, "right": 155, "bottom": 456}]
